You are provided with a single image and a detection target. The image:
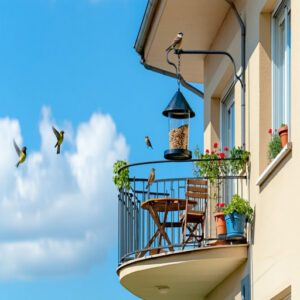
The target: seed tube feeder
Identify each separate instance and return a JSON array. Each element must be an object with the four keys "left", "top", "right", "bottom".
[{"left": 163, "top": 90, "right": 195, "bottom": 160}]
